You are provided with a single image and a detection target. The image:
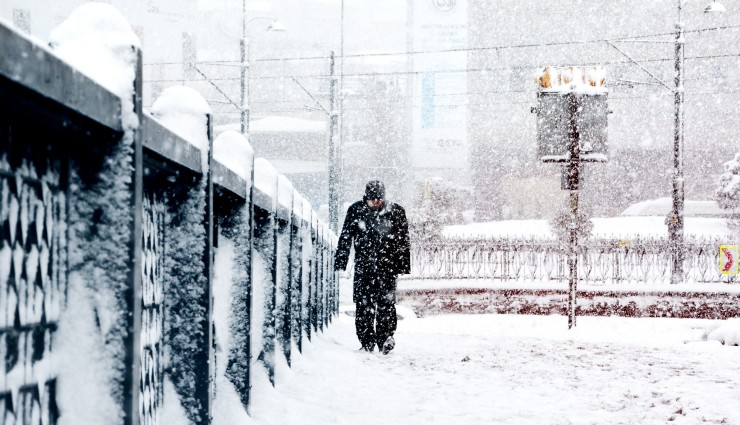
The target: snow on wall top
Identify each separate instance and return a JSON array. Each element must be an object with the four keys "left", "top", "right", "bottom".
[
  {"left": 536, "top": 66, "right": 608, "bottom": 94},
  {"left": 277, "top": 175, "right": 293, "bottom": 209},
  {"left": 151, "top": 86, "right": 211, "bottom": 170},
  {"left": 48, "top": 3, "right": 141, "bottom": 129},
  {"left": 213, "top": 130, "right": 254, "bottom": 182},
  {"left": 302, "top": 198, "right": 313, "bottom": 223},
  {"left": 293, "top": 191, "right": 305, "bottom": 218},
  {"left": 254, "top": 157, "right": 278, "bottom": 200}
]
